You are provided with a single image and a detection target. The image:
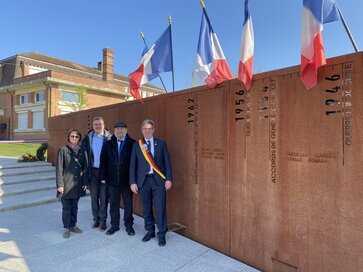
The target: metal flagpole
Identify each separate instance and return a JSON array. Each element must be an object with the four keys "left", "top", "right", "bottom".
[
  {"left": 335, "top": 1, "right": 359, "bottom": 52},
  {"left": 169, "top": 16, "right": 175, "bottom": 92},
  {"left": 139, "top": 31, "right": 168, "bottom": 92}
]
